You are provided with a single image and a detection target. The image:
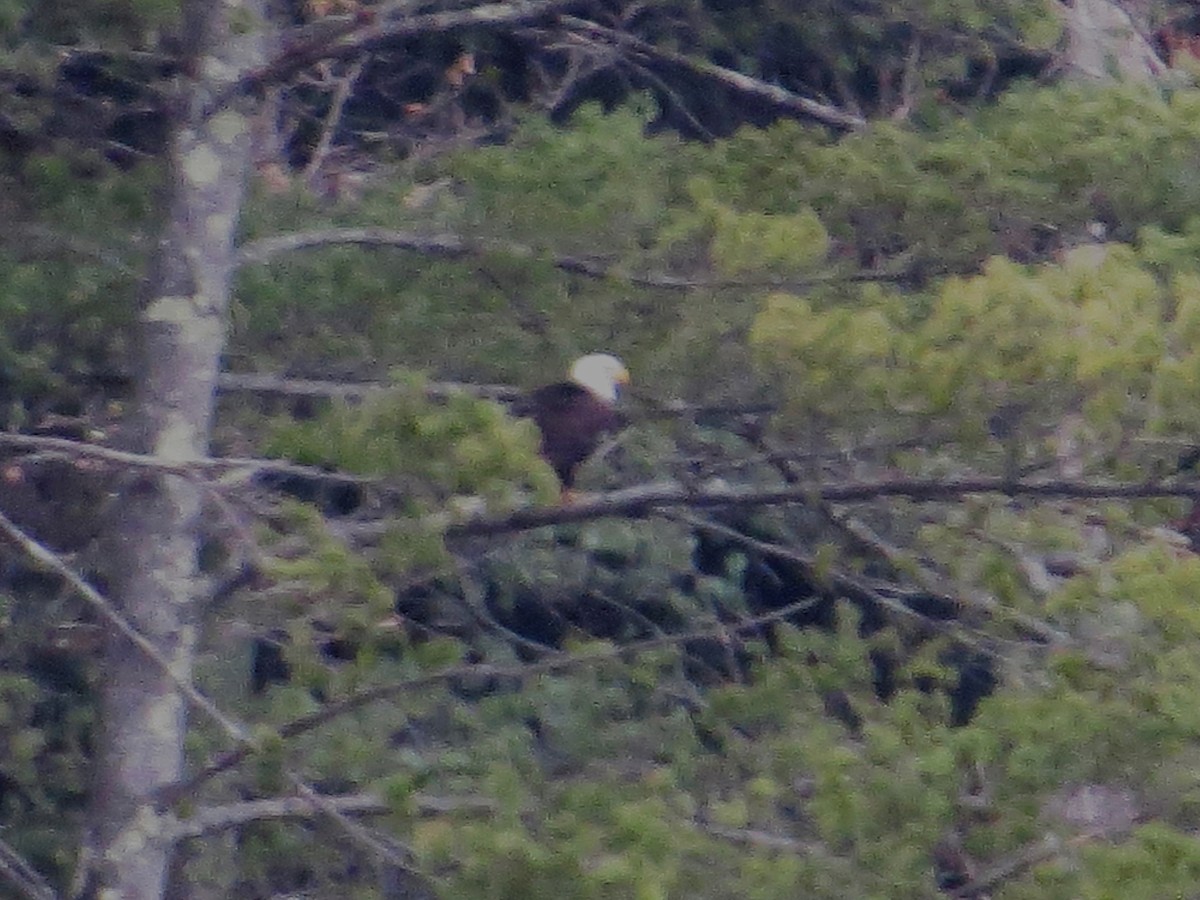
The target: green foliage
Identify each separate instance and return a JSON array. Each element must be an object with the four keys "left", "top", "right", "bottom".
[
  {"left": 447, "top": 103, "right": 697, "bottom": 258},
  {"left": 214, "top": 78, "right": 1200, "bottom": 898},
  {"left": 1068, "top": 823, "right": 1200, "bottom": 899},
  {"left": 264, "top": 377, "right": 558, "bottom": 507},
  {"left": 21, "top": 1, "right": 1200, "bottom": 890},
  {"left": 0, "top": 153, "right": 154, "bottom": 425},
  {"left": 694, "top": 83, "right": 1200, "bottom": 276},
  {"left": 750, "top": 242, "right": 1186, "bottom": 454},
  {"left": 698, "top": 0, "right": 1060, "bottom": 120},
  {"left": 13, "top": 0, "right": 178, "bottom": 46}
]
